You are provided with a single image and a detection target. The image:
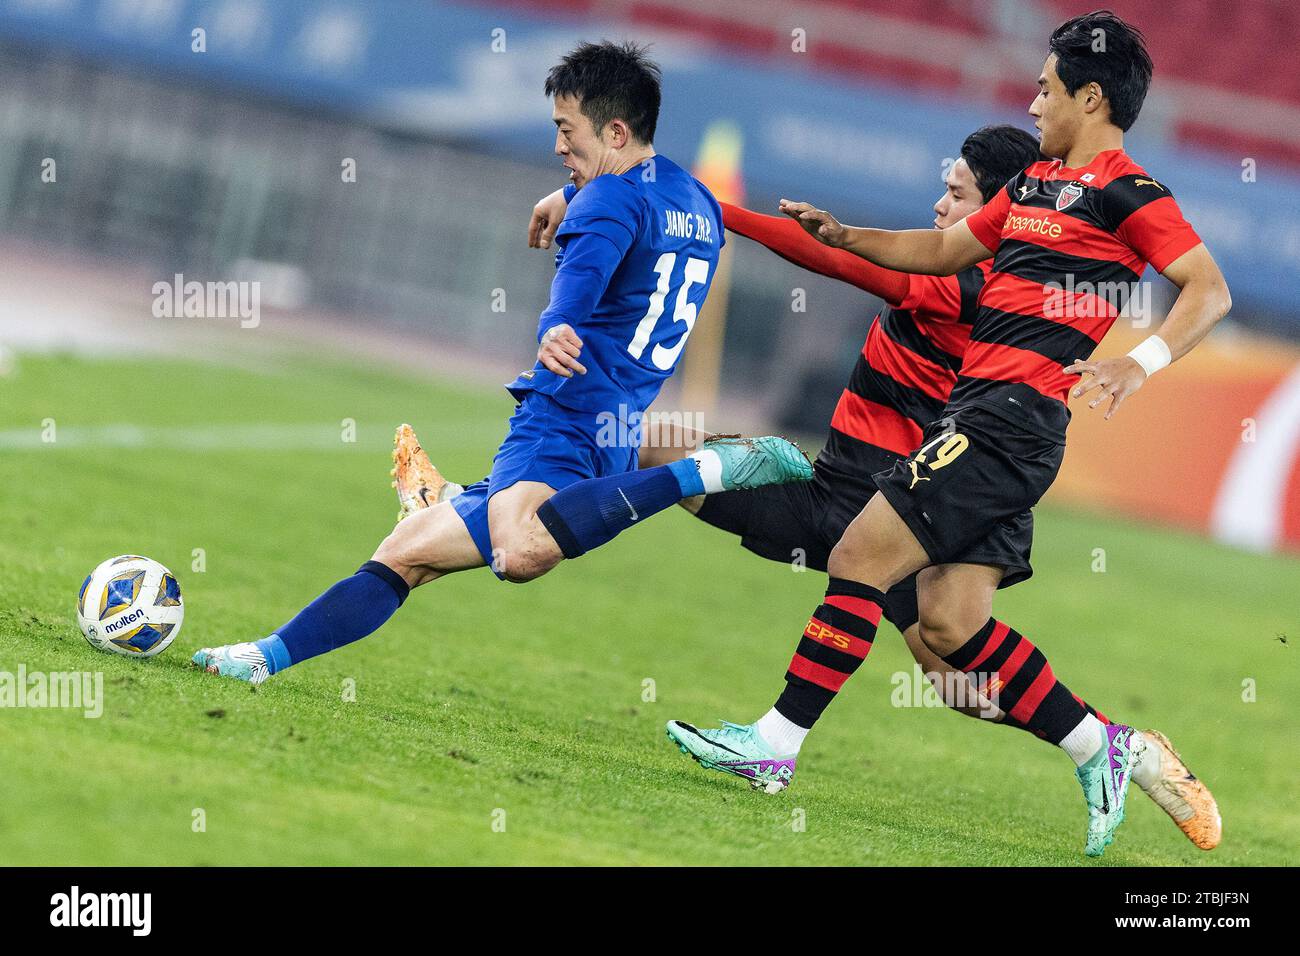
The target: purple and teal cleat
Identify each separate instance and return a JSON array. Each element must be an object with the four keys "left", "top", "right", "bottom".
[
  {"left": 666, "top": 719, "right": 796, "bottom": 793},
  {"left": 1076, "top": 723, "right": 1136, "bottom": 857}
]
